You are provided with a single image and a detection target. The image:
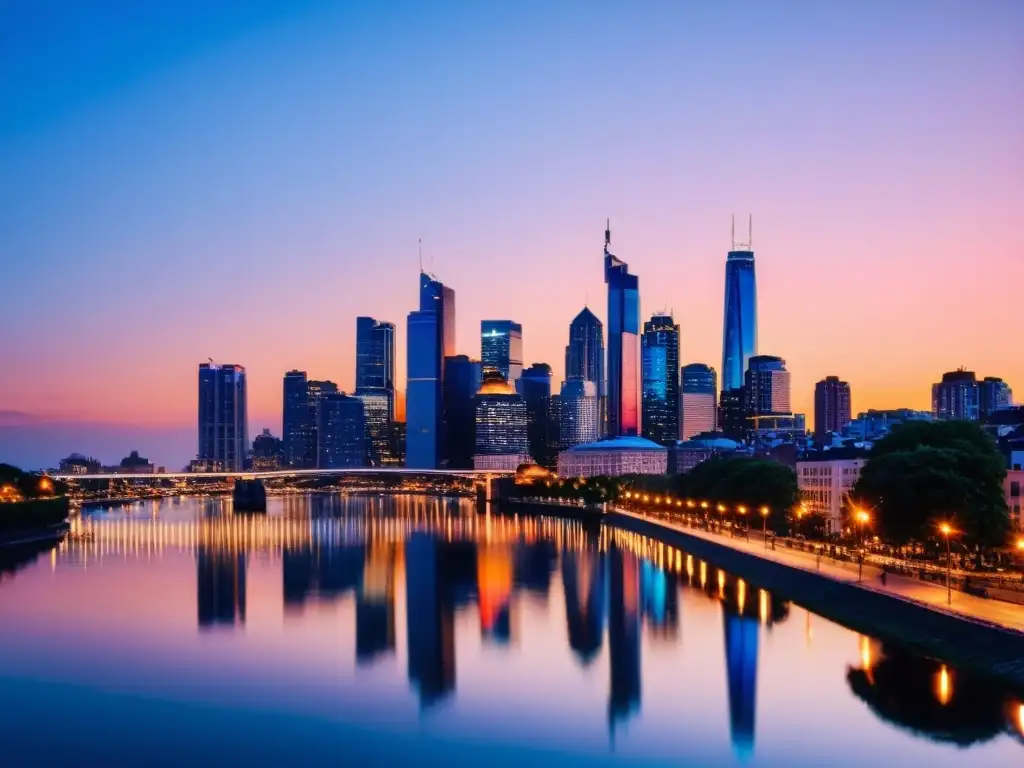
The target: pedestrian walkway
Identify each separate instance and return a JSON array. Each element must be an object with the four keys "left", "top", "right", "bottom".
[{"left": 613, "top": 507, "right": 1024, "bottom": 634}]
